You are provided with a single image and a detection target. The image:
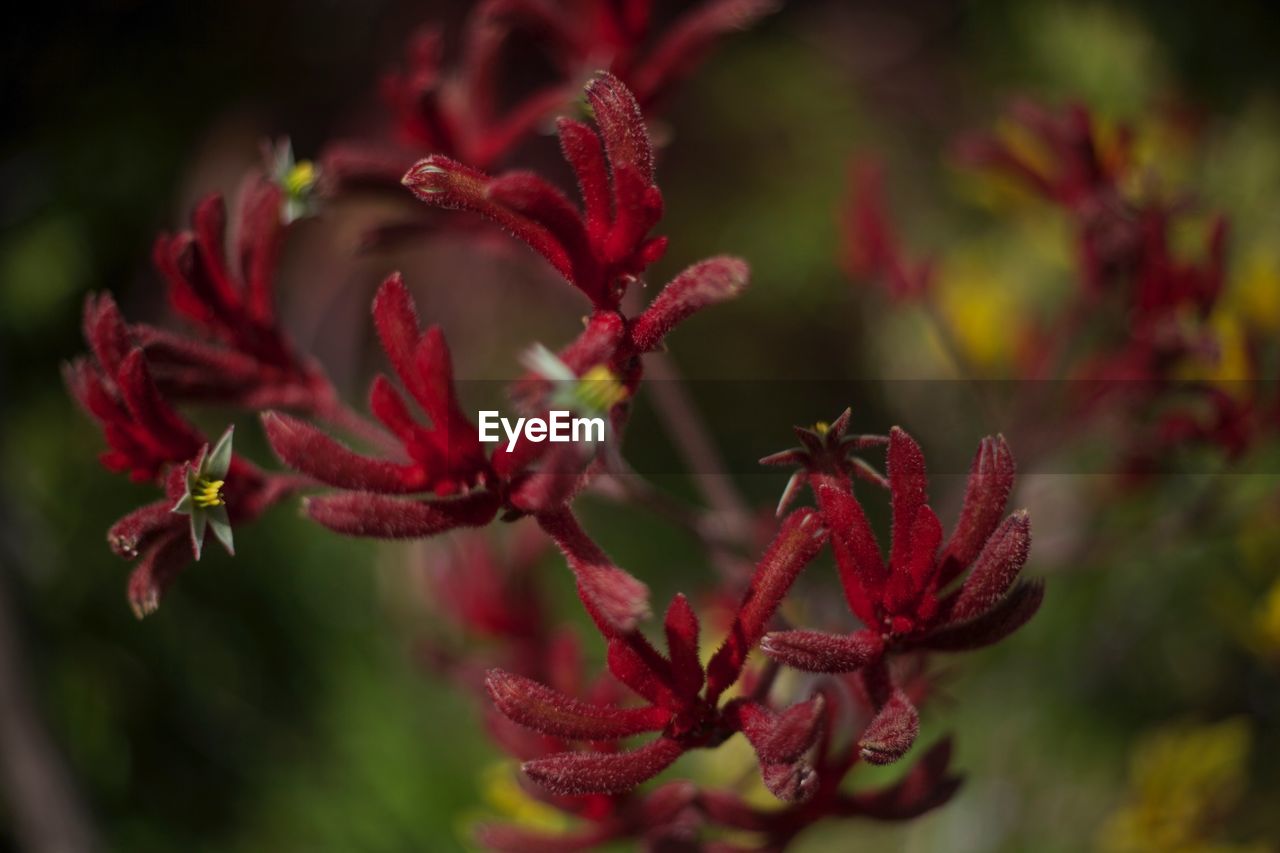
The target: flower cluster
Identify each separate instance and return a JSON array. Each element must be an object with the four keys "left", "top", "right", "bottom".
[
  {"left": 68, "top": 16, "right": 1048, "bottom": 849},
  {"left": 843, "top": 99, "right": 1280, "bottom": 475},
  {"left": 406, "top": 411, "right": 1037, "bottom": 849},
  {"left": 322, "top": 0, "right": 775, "bottom": 191},
  {"left": 66, "top": 293, "right": 300, "bottom": 616},
  {"left": 62, "top": 150, "right": 394, "bottom": 614},
  {"left": 266, "top": 74, "right": 747, "bottom": 551}
]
